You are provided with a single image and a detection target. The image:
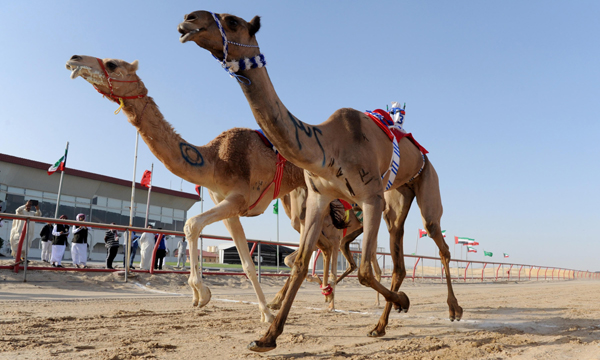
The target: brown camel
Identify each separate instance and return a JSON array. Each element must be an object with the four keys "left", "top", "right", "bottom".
[
  {"left": 178, "top": 11, "right": 462, "bottom": 351},
  {"left": 65, "top": 55, "right": 349, "bottom": 322}
]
